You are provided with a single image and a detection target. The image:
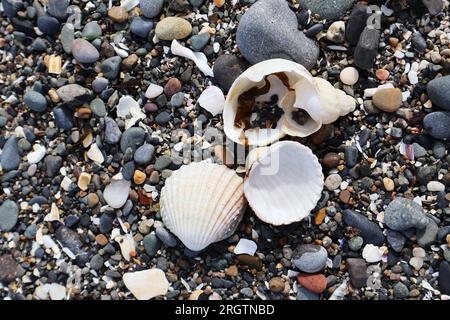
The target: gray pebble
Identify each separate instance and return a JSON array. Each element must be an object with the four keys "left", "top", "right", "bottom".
[
  {"left": 104, "top": 117, "right": 122, "bottom": 144},
  {"left": 0, "top": 136, "right": 21, "bottom": 172},
  {"left": 155, "top": 227, "right": 177, "bottom": 247},
  {"left": 134, "top": 144, "right": 155, "bottom": 166},
  {"left": 0, "top": 200, "right": 19, "bottom": 232},
  {"left": 292, "top": 244, "right": 327, "bottom": 273},
  {"left": 384, "top": 197, "right": 428, "bottom": 231},
  {"left": 143, "top": 232, "right": 161, "bottom": 257}
]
